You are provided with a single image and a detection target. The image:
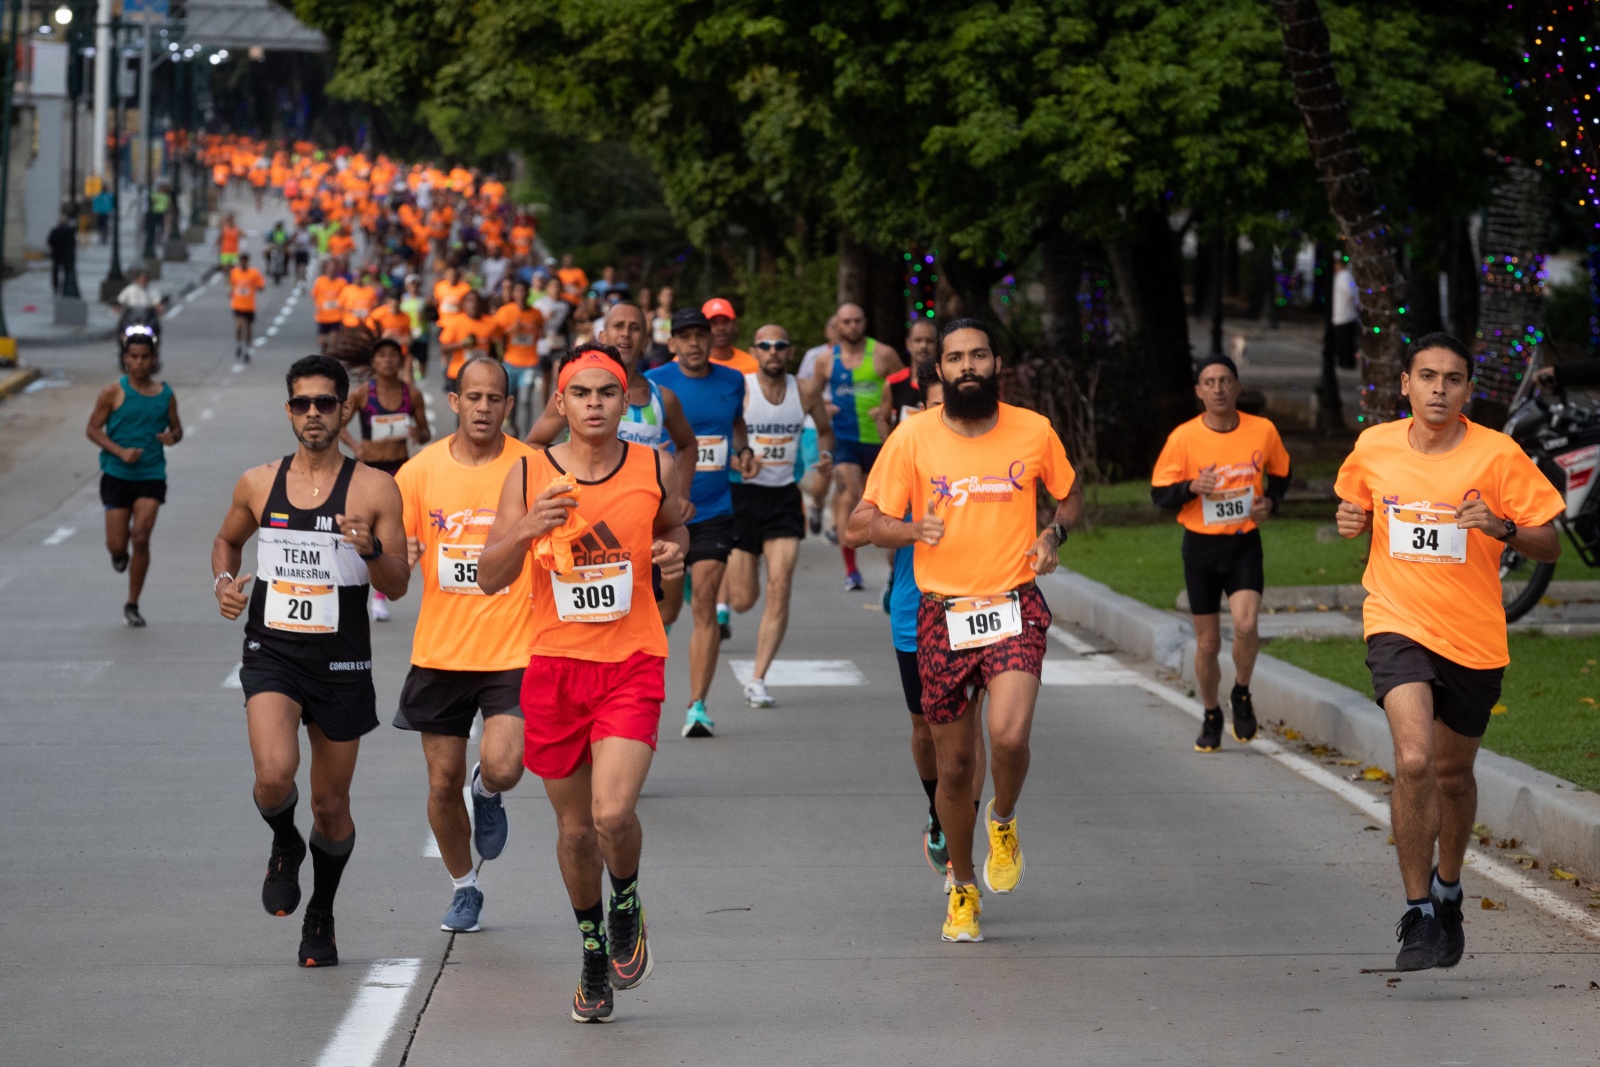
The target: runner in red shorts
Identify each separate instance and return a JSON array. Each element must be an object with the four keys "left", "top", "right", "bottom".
[
  {"left": 847, "top": 318, "right": 1079, "bottom": 944},
  {"left": 478, "top": 344, "right": 688, "bottom": 1023}
]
